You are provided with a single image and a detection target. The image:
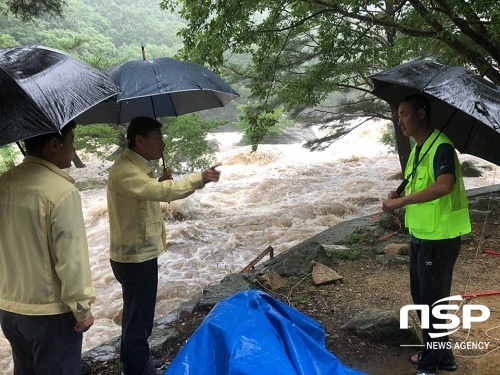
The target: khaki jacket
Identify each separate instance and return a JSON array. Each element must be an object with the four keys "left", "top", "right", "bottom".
[
  {"left": 107, "top": 148, "right": 204, "bottom": 263},
  {"left": 0, "top": 156, "right": 95, "bottom": 322}
]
